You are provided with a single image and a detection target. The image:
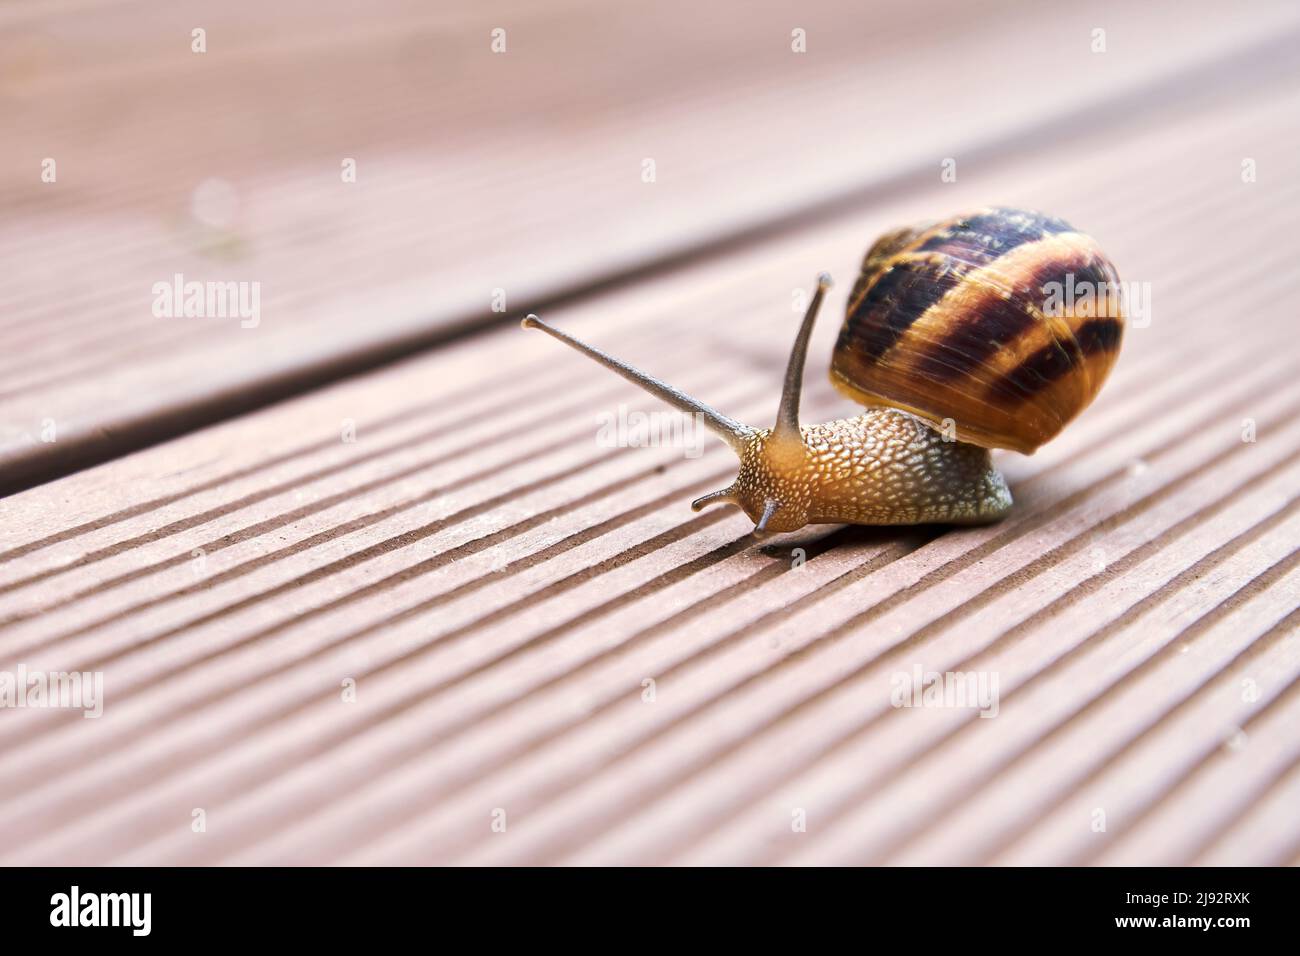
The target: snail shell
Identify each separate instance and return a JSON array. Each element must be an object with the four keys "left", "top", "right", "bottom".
[{"left": 830, "top": 207, "right": 1124, "bottom": 453}]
